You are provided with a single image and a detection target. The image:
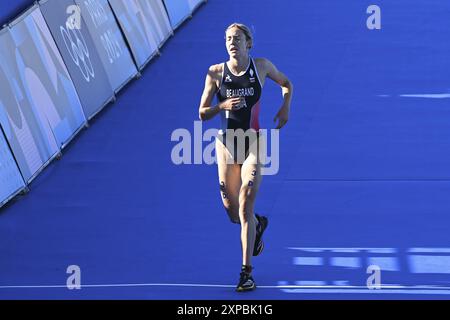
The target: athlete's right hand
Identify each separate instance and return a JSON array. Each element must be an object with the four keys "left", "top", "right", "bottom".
[{"left": 219, "top": 97, "right": 245, "bottom": 111}]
